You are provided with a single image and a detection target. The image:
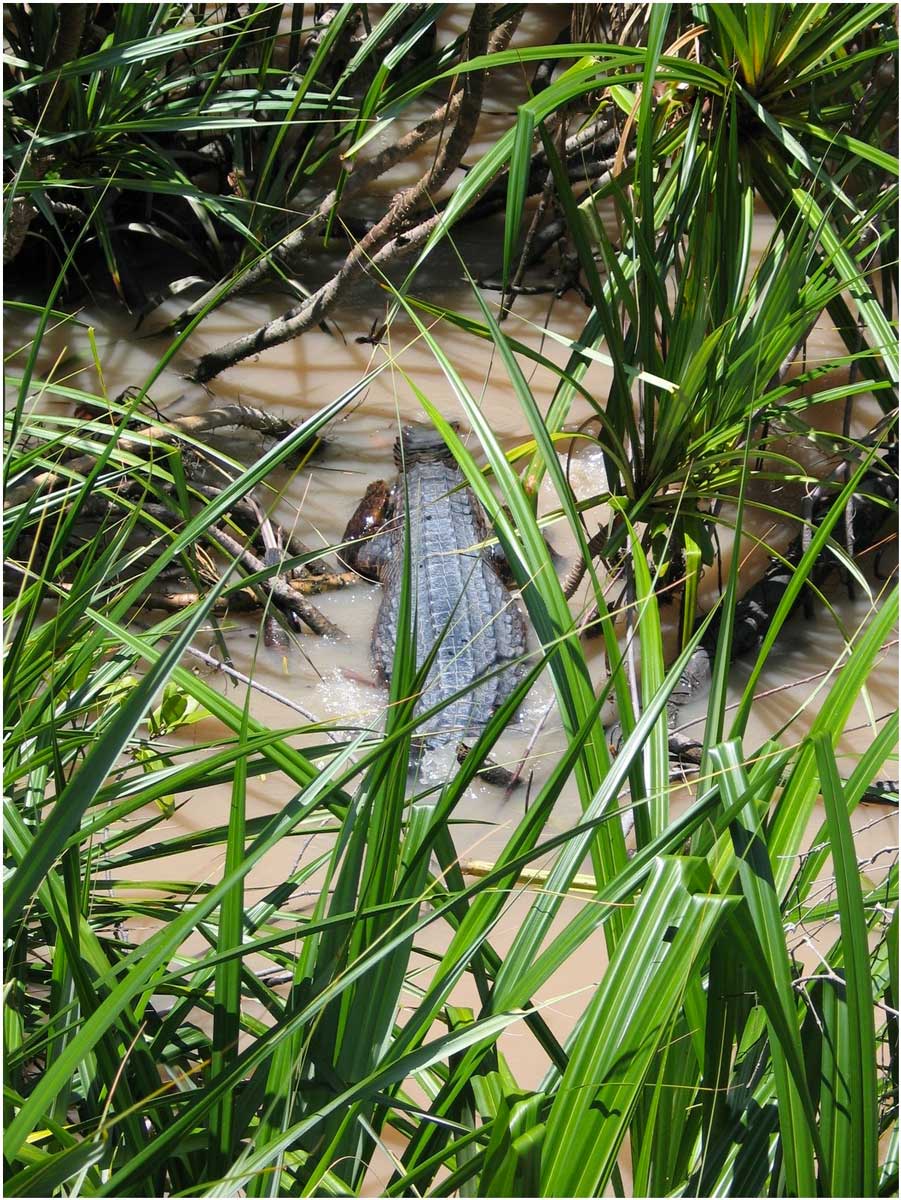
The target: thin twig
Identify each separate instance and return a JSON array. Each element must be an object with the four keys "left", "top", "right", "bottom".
[
  {"left": 184, "top": 645, "right": 337, "bottom": 731},
  {"left": 503, "top": 696, "right": 556, "bottom": 796}
]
